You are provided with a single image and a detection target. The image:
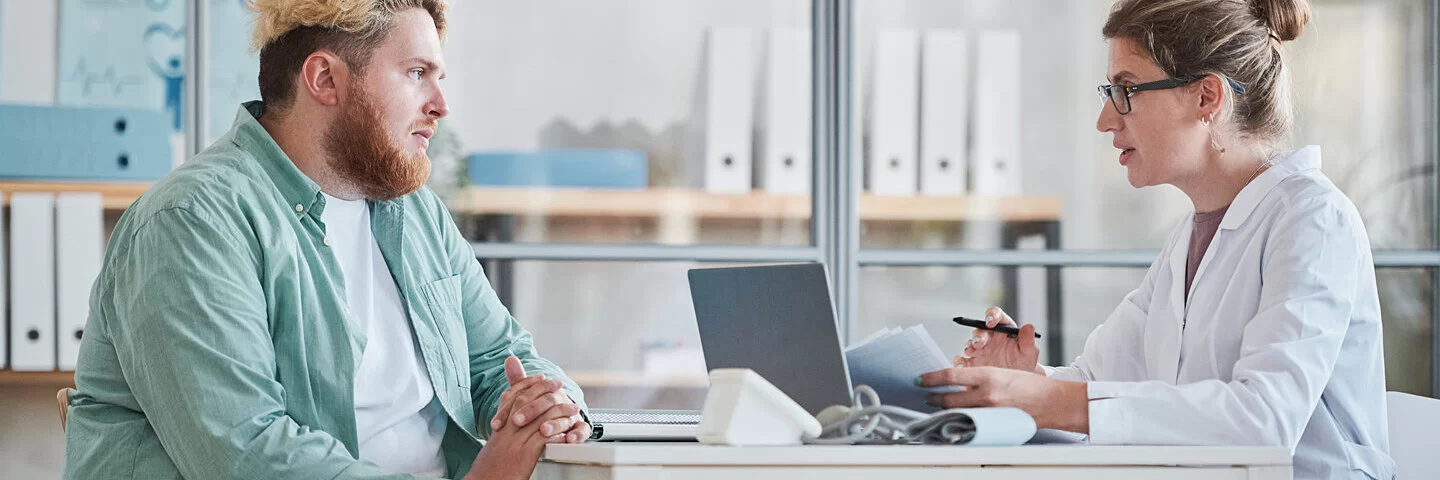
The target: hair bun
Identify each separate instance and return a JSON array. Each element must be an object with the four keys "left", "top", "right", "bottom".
[{"left": 1250, "top": 0, "right": 1311, "bottom": 42}]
